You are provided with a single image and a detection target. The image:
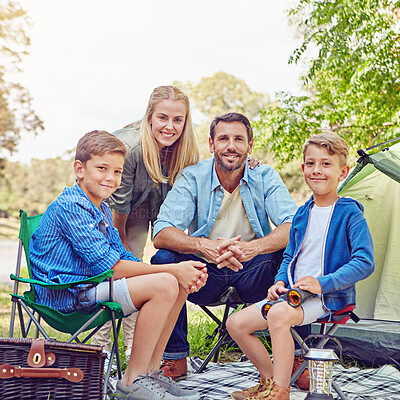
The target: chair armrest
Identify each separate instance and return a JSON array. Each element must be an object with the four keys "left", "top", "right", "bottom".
[{"left": 10, "top": 269, "right": 114, "bottom": 290}]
